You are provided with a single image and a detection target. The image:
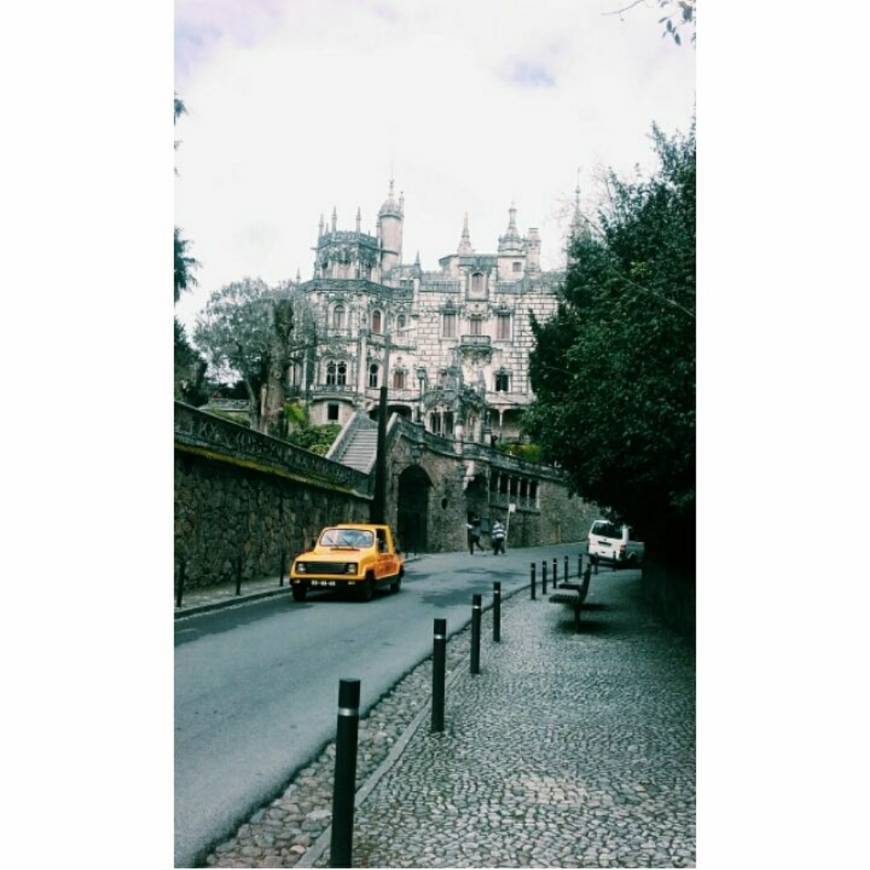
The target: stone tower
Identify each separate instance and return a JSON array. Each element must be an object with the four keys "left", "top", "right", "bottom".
[{"left": 377, "top": 179, "right": 404, "bottom": 274}]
